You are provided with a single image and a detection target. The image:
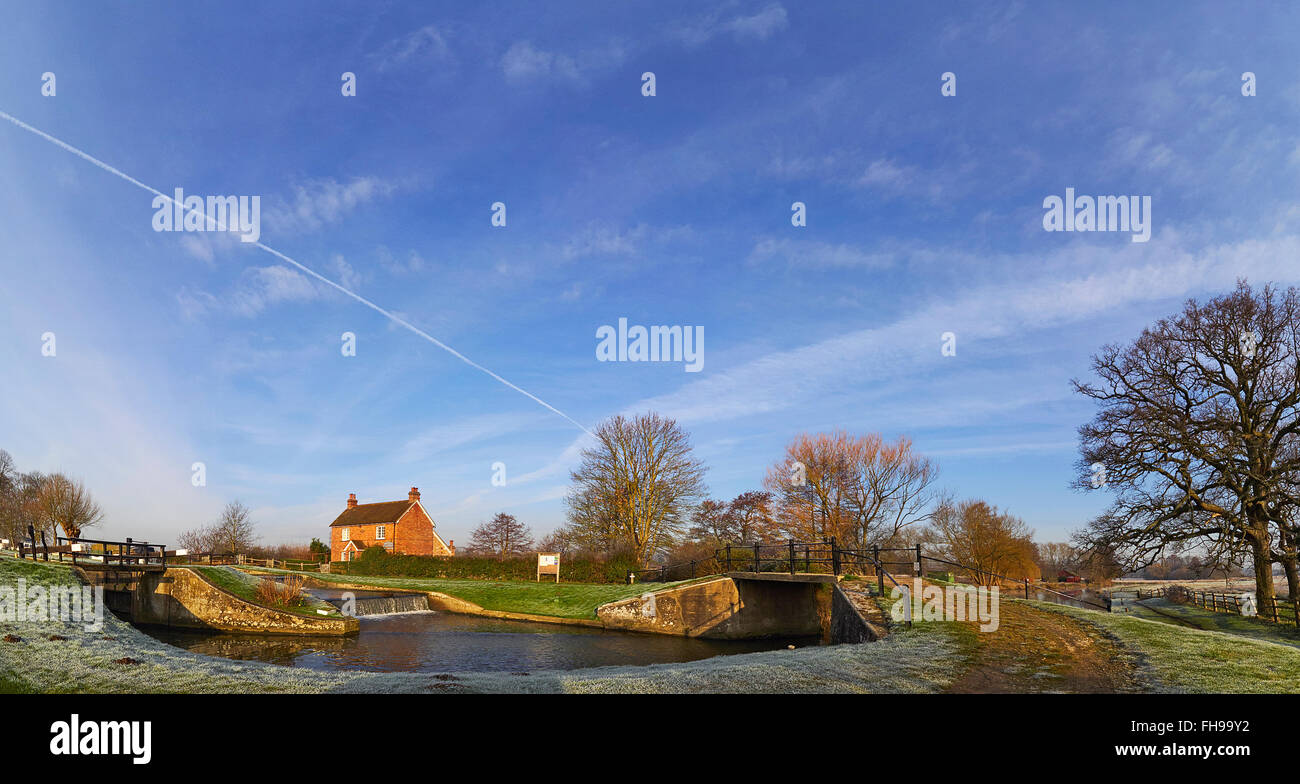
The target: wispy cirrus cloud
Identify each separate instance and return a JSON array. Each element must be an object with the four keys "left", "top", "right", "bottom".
[
  {"left": 672, "top": 3, "right": 789, "bottom": 47},
  {"left": 747, "top": 237, "right": 895, "bottom": 269},
  {"left": 368, "top": 24, "right": 454, "bottom": 71},
  {"left": 265, "top": 177, "right": 396, "bottom": 234}
]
